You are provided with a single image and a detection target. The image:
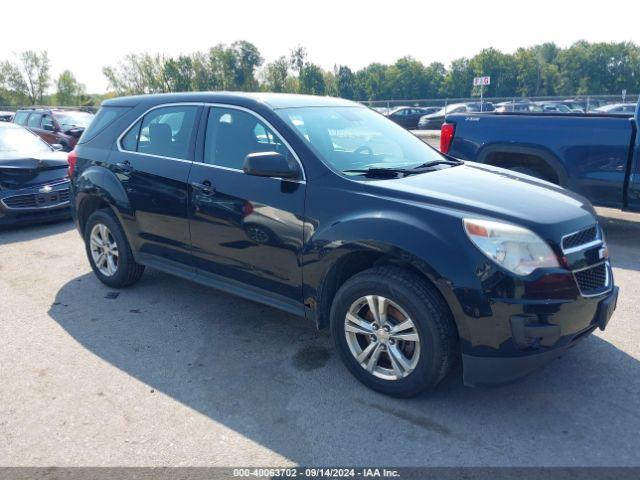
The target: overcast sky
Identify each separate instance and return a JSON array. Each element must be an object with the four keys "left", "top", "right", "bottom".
[{"left": 2, "top": 0, "right": 639, "bottom": 93}]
